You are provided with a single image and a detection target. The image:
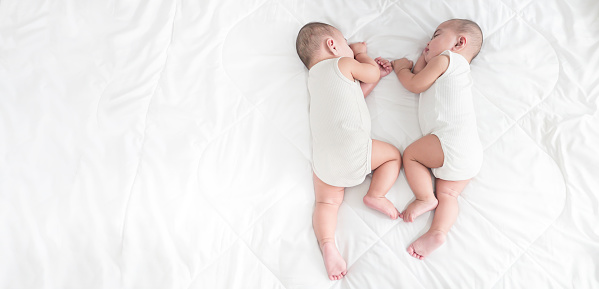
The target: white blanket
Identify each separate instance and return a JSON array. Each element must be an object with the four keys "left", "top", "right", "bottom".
[{"left": 1, "top": 0, "right": 598, "bottom": 288}]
